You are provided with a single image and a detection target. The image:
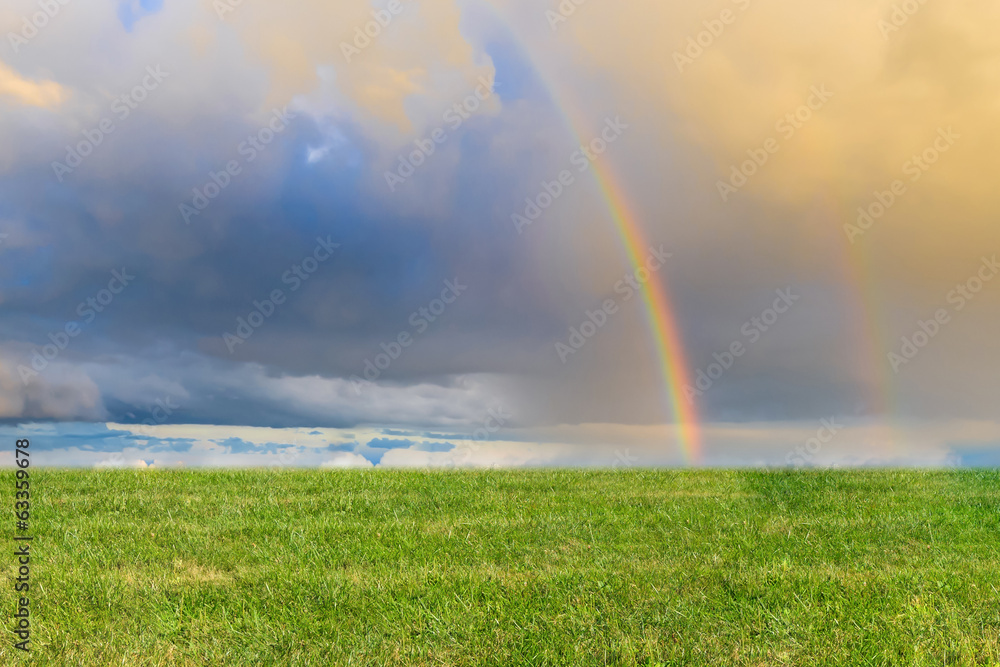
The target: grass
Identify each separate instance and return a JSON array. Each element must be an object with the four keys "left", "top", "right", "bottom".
[{"left": 2, "top": 469, "right": 1000, "bottom": 665}]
